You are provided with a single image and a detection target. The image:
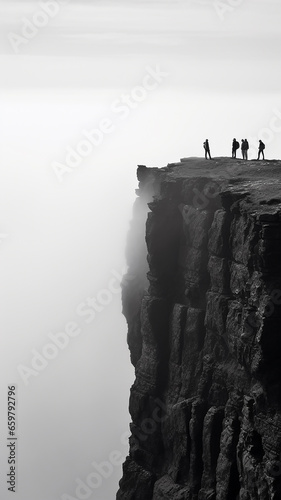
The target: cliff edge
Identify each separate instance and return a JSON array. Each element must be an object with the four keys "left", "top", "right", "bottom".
[{"left": 118, "top": 157, "right": 281, "bottom": 500}]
